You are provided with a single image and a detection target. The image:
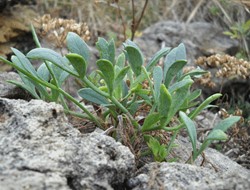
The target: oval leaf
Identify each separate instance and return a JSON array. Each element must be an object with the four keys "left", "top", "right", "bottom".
[
  {"left": 96, "top": 59, "right": 115, "bottom": 94},
  {"left": 116, "top": 53, "right": 126, "bottom": 68},
  {"left": 153, "top": 66, "right": 163, "bottom": 100},
  {"left": 189, "top": 93, "right": 222, "bottom": 119},
  {"left": 37, "top": 63, "right": 50, "bottom": 82},
  {"left": 114, "top": 66, "right": 130, "bottom": 87},
  {"left": 78, "top": 88, "right": 109, "bottom": 105},
  {"left": 158, "top": 84, "right": 172, "bottom": 117},
  {"left": 66, "top": 53, "right": 87, "bottom": 79},
  {"left": 146, "top": 47, "right": 171, "bottom": 72},
  {"left": 96, "top": 38, "right": 115, "bottom": 64},
  {"left": 214, "top": 116, "right": 241, "bottom": 132},
  {"left": 179, "top": 111, "right": 197, "bottom": 153},
  {"left": 27, "top": 48, "right": 76, "bottom": 76},
  {"left": 206, "top": 129, "right": 228, "bottom": 141},
  {"left": 124, "top": 45, "right": 143, "bottom": 76},
  {"left": 66, "top": 32, "right": 90, "bottom": 62},
  {"left": 164, "top": 60, "right": 187, "bottom": 87},
  {"left": 11, "top": 48, "right": 38, "bottom": 77}
]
